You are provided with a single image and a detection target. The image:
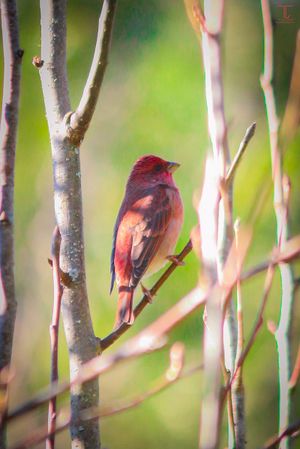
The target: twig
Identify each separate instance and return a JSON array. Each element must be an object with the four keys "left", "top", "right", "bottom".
[
  {"left": 225, "top": 122, "right": 256, "bottom": 185},
  {"left": 46, "top": 227, "right": 62, "bottom": 449},
  {"left": 6, "top": 233, "right": 300, "bottom": 425},
  {"left": 226, "top": 265, "right": 275, "bottom": 394},
  {"left": 289, "top": 344, "right": 300, "bottom": 390},
  {"left": 9, "top": 351, "right": 202, "bottom": 449},
  {"left": 262, "top": 419, "right": 300, "bottom": 449},
  {"left": 280, "top": 31, "right": 300, "bottom": 147},
  {"left": 6, "top": 286, "right": 207, "bottom": 423},
  {"left": 0, "top": 1, "right": 22, "bottom": 447},
  {"left": 68, "top": 0, "right": 117, "bottom": 144},
  {"left": 260, "top": 2, "right": 295, "bottom": 447},
  {"left": 101, "top": 239, "right": 193, "bottom": 350},
  {"left": 232, "top": 219, "right": 246, "bottom": 448}
]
